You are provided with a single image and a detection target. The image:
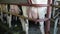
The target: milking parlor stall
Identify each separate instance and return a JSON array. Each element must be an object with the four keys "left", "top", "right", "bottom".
[{"left": 0, "top": 0, "right": 60, "bottom": 34}]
